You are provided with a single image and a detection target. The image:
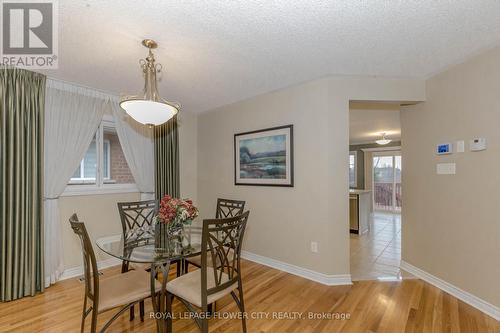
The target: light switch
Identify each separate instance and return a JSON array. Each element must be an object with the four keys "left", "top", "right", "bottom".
[
  {"left": 456, "top": 140, "right": 465, "bottom": 153},
  {"left": 310, "top": 241, "right": 318, "bottom": 253},
  {"left": 437, "top": 163, "right": 456, "bottom": 175}
]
